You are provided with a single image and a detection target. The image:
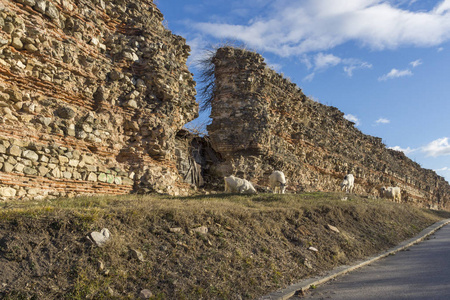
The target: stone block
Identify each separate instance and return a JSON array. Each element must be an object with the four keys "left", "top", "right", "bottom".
[
  {"left": 0, "top": 187, "right": 17, "bottom": 197},
  {"left": 45, "top": 2, "right": 59, "bottom": 20},
  {"left": 34, "top": 0, "right": 47, "bottom": 14},
  {"left": 87, "top": 173, "right": 97, "bottom": 182},
  {"left": 58, "top": 155, "right": 69, "bottom": 164},
  {"left": 68, "top": 159, "right": 79, "bottom": 167},
  {"left": 7, "top": 156, "right": 17, "bottom": 165},
  {"left": 86, "top": 165, "right": 97, "bottom": 172},
  {"left": 73, "top": 171, "right": 82, "bottom": 180},
  {"left": 56, "top": 106, "right": 76, "bottom": 119},
  {"left": 40, "top": 155, "right": 49, "bottom": 163},
  {"left": 14, "top": 163, "right": 25, "bottom": 173},
  {"left": 82, "top": 155, "right": 96, "bottom": 165},
  {"left": 23, "top": 150, "right": 39, "bottom": 162},
  {"left": 106, "top": 174, "right": 114, "bottom": 184},
  {"left": 0, "top": 92, "right": 10, "bottom": 102},
  {"left": 19, "top": 0, "right": 36, "bottom": 7},
  {"left": 3, "top": 162, "right": 14, "bottom": 173},
  {"left": 51, "top": 167, "right": 61, "bottom": 178},
  {"left": 11, "top": 37, "right": 23, "bottom": 50},
  {"left": 38, "top": 166, "right": 49, "bottom": 176},
  {"left": 7, "top": 145, "right": 22, "bottom": 157},
  {"left": 23, "top": 167, "right": 38, "bottom": 175},
  {"left": 98, "top": 173, "right": 107, "bottom": 182},
  {"left": 27, "top": 188, "right": 39, "bottom": 196}
]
